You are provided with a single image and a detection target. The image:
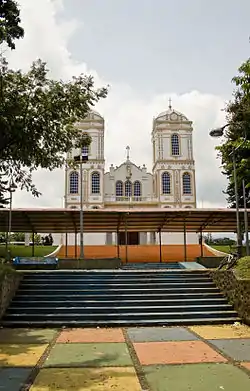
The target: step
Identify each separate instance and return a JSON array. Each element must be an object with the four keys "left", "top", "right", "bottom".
[
  {"left": 19, "top": 282, "right": 216, "bottom": 289},
  {"left": 7, "top": 304, "right": 233, "bottom": 314},
  {"left": 122, "top": 267, "right": 183, "bottom": 270},
  {"left": 22, "top": 275, "right": 212, "bottom": 284},
  {"left": 1, "top": 317, "right": 241, "bottom": 327},
  {"left": 11, "top": 298, "right": 228, "bottom": 307},
  {"left": 3, "top": 310, "right": 239, "bottom": 321},
  {"left": 21, "top": 270, "right": 208, "bottom": 276},
  {"left": 17, "top": 288, "right": 221, "bottom": 295},
  {"left": 14, "top": 292, "right": 224, "bottom": 301}
]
